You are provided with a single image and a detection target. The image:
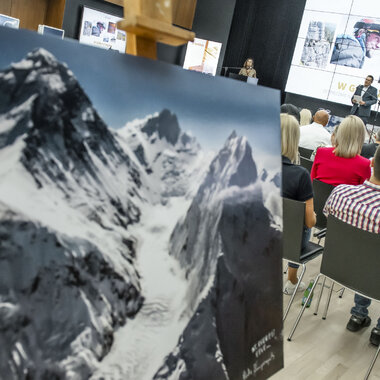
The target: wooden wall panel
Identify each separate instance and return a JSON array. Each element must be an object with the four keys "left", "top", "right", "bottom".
[
  {"left": 10, "top": 0, "right": 49, "bottom": 30},
  {"left": 173, "top": 0, "right": 197, "bottom": 30},
  {"left": 0, "top": 0, "right": 12, "bottom": 16},
  {"left": 45, "top": 0, "right": 66, "bottom": 28},
  {"left": 105, "top": 0, "right": 124, "bottom": 6}
]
